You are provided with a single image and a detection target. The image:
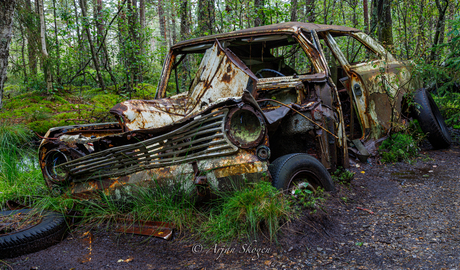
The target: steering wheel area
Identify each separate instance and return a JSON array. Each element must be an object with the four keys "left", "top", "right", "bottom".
[{"left": 255, "top": 68, "right": 286, "bottom": 78}]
